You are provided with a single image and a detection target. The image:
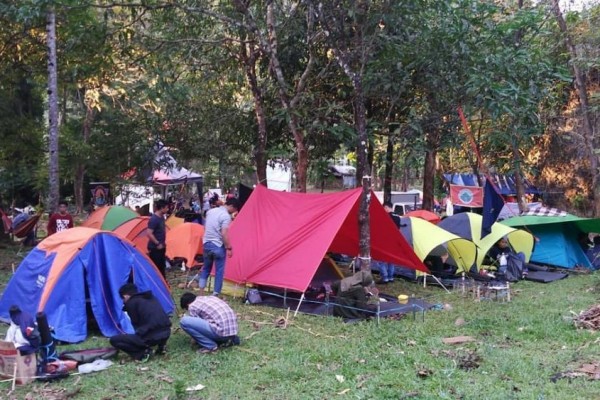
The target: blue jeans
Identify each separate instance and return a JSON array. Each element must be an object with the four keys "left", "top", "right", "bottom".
[
  {"left": 180, "top": 316, "right": 225, "bottom": 350},
  {"left": 199, "top": 241, "right": 226, "bottom": 295},
  {"left": 378, "top": 262, "right": 396, "bottom": 282}
]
